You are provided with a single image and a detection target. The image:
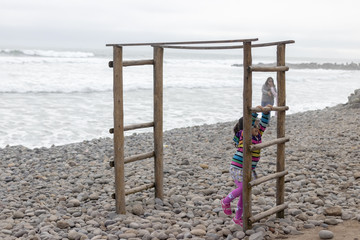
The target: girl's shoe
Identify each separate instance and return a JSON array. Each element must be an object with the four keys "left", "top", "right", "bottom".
[
  {"left": 221, "top": 199, "right": 232, "bottom": 215},
  {"left": 232, "top": 217, "right": 243, "bottom": 227}
]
